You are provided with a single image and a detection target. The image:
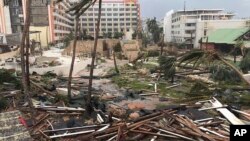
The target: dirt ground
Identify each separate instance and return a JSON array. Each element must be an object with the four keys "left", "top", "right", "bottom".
[{"left": 0, "top": 48, "right": 128, "bottom": 77}]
